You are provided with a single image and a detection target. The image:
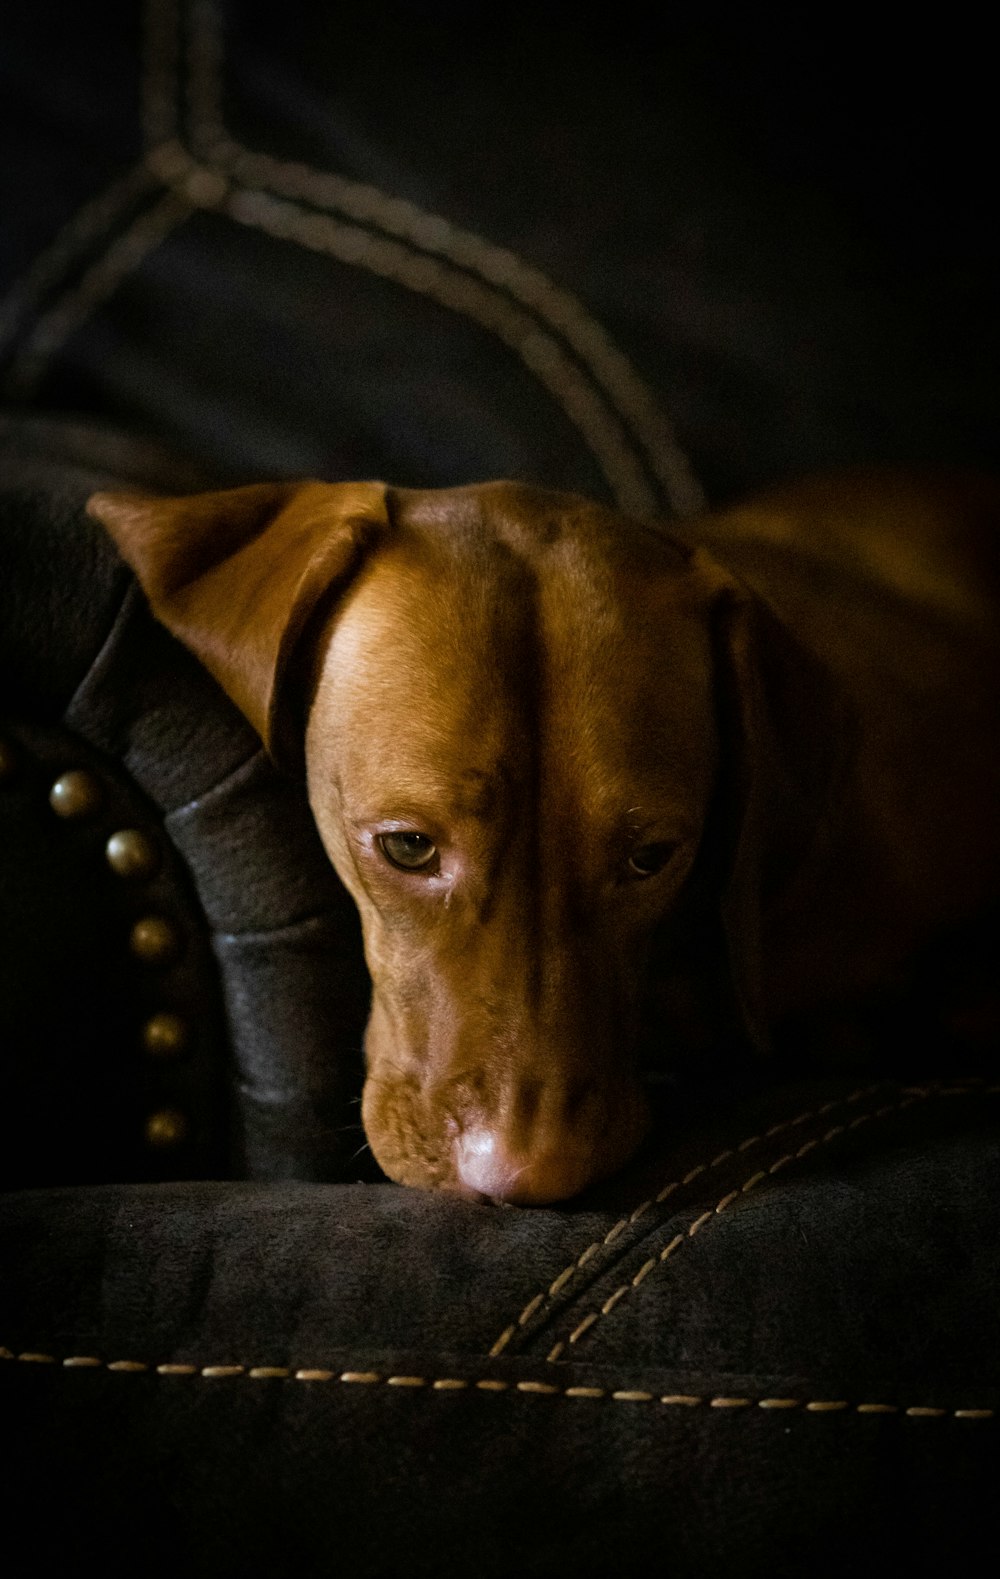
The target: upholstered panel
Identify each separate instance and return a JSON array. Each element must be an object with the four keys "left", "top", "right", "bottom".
[
  {"left": 3, "top": 1075, "right": 999, "bottom": 1577},
  {"left": 0, "top": 457, "right": 370, "bottom": 1184}
]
